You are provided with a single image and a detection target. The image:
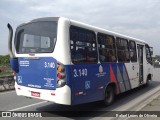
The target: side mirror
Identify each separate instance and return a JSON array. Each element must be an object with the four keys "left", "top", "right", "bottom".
[
  {"left": 7, "top": 23, "right": 15, "bottom": 58},
  {"left": 149, "top": 47, "right": 153, "bottom": 56}
]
